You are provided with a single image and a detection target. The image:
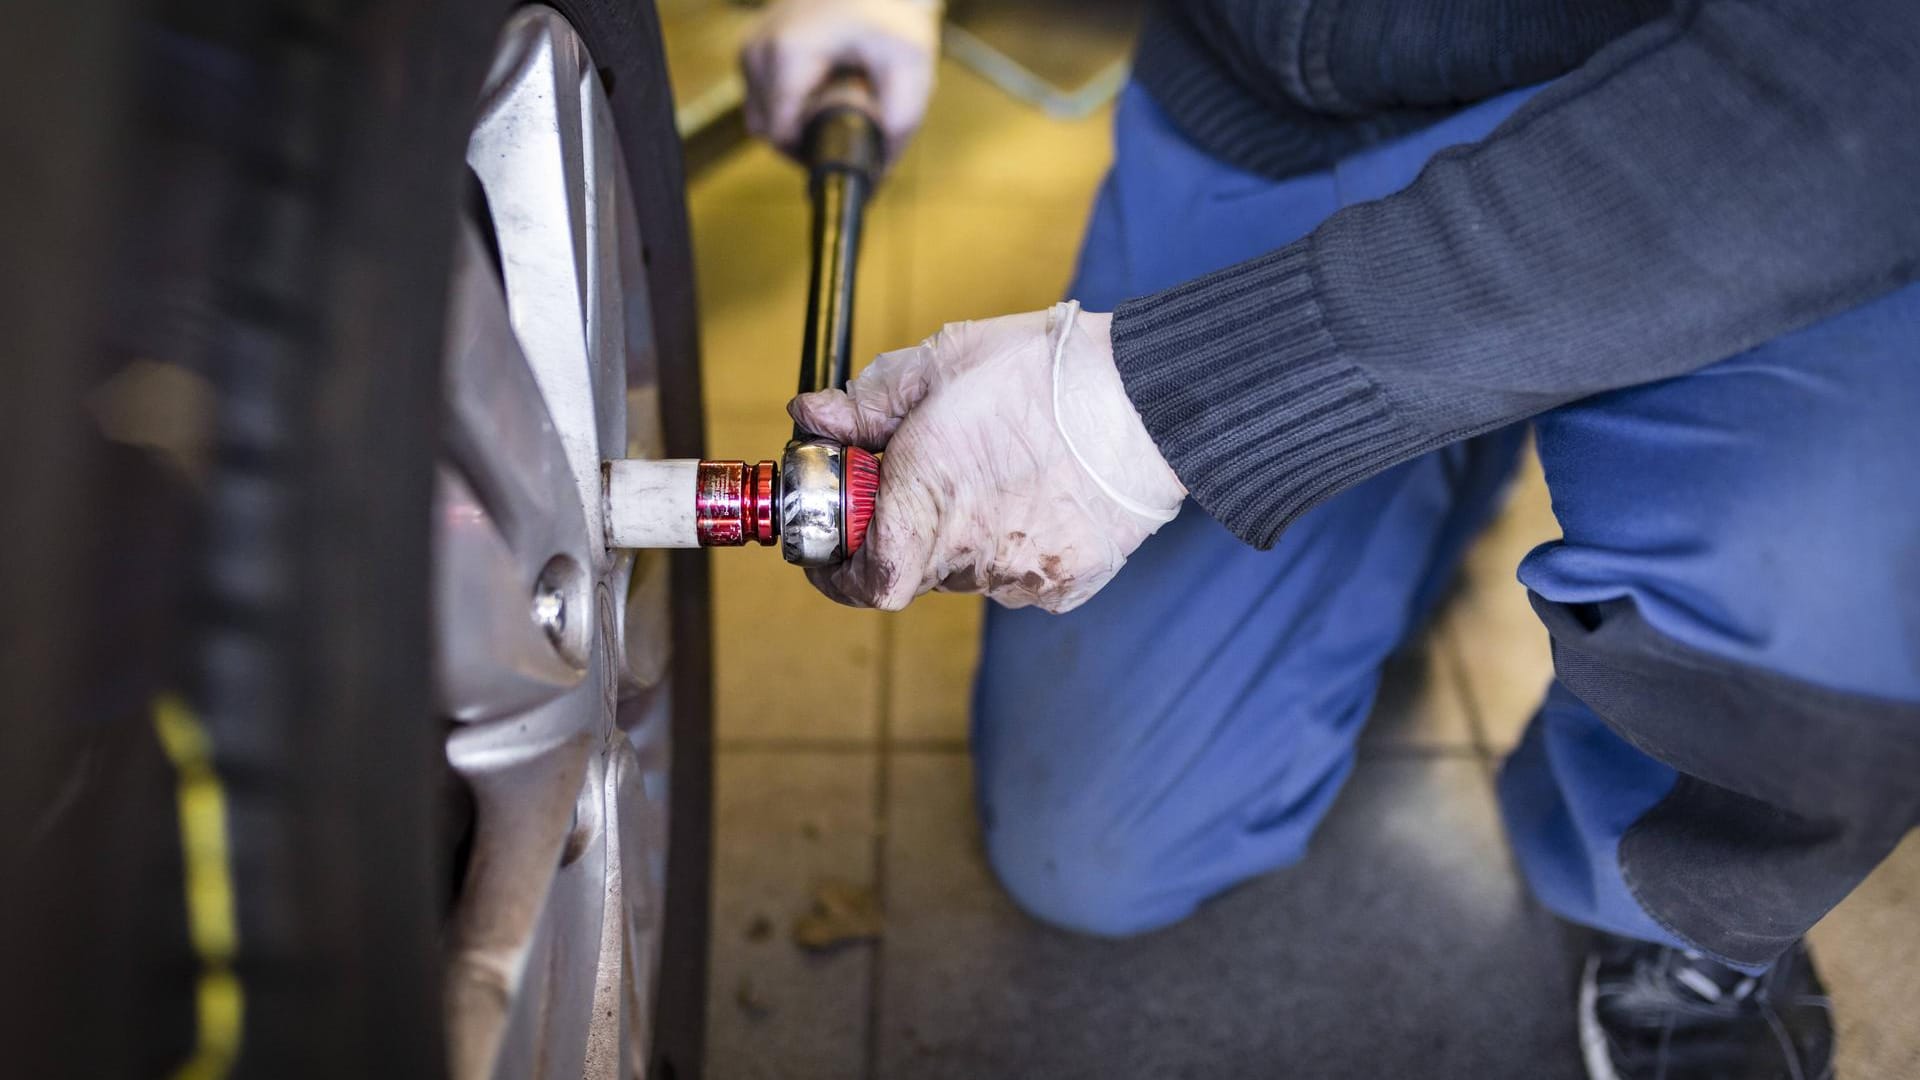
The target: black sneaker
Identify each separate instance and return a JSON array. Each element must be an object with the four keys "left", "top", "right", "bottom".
[{"left": 1578, "top": 933, "right": 1835, "bottom": 1080}]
